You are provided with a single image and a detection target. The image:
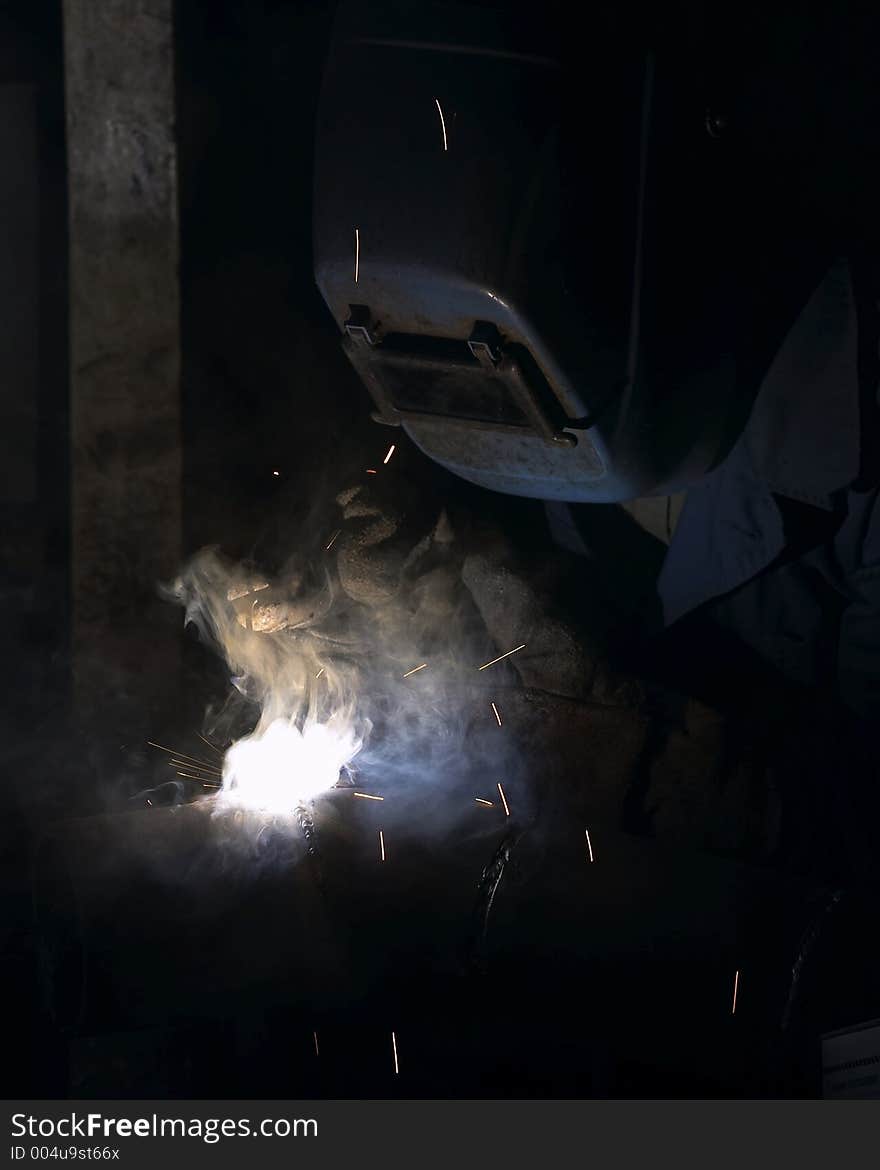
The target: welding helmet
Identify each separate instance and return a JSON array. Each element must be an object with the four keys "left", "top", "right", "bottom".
[{"left": 313, "top": 1, "right": 771, "bottom": 502}]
